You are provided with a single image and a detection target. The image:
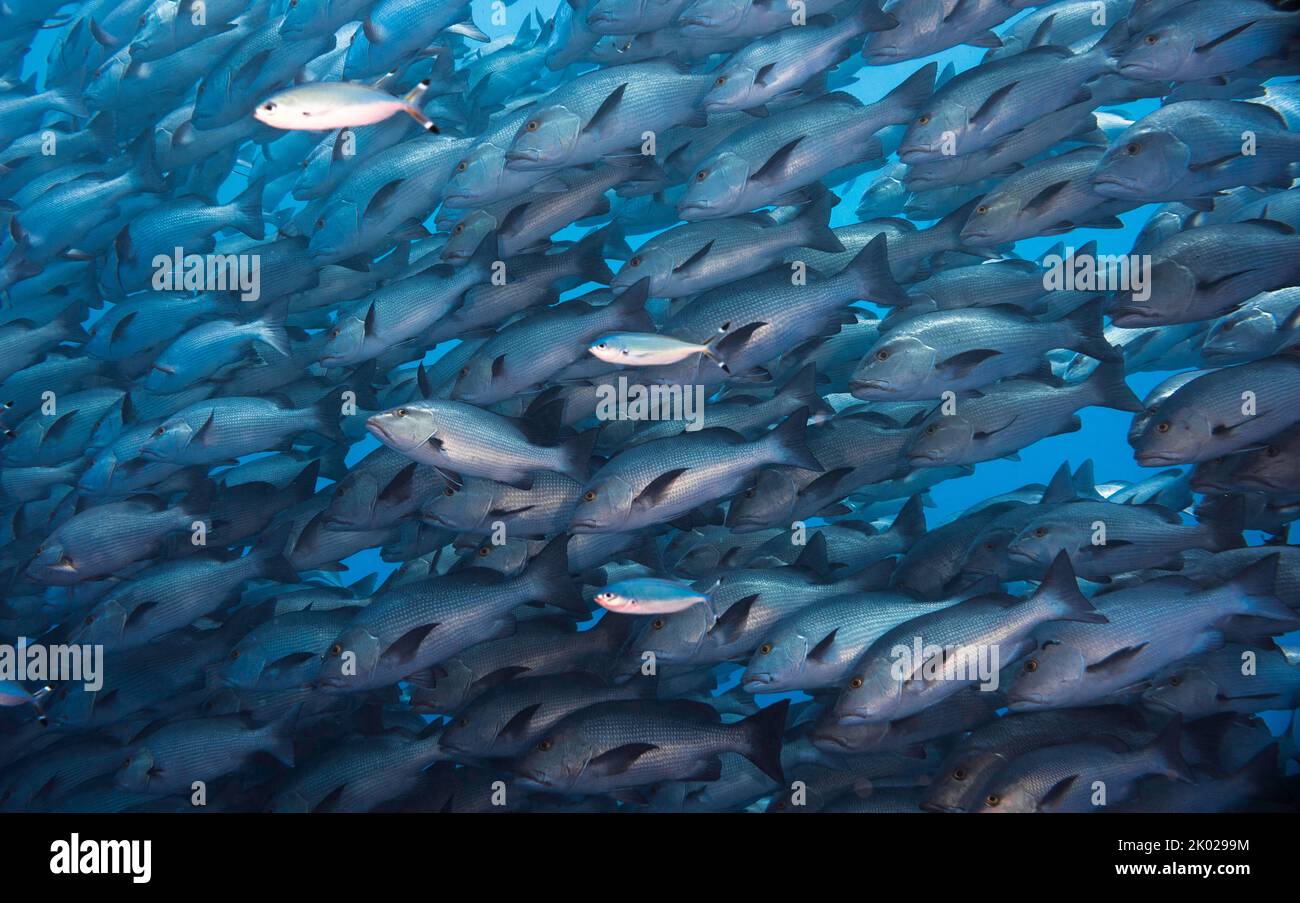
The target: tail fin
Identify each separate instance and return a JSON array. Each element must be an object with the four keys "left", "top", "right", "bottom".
[
  {"left": 253, "top": 296, "right": 292, "bottom": 358},
  {"left": 776, "top": 363, "right": 834, "bottom": 417},
  {"left": 522, "top": 534, "right": 587, "bottom": 615},
  {"left": 311, "top": 392, "right": 349, "bottom": 443},
  {"left": 852, "top": 0, "right": 899, "bottom": 34},
  {"left": 229, "top": 176, "right": 266, "bottom": 240},
  {"left": 766, "top": 407, "right": 823, "bottom": 471},
  {"left": 1203, "top": 493, "right": 1247, "bottom": 551},
  {"left": 878, "top": 61, "right": 937, "bottom": 123},
  {"left": 262, "top": 702, "right": 302, "bottom": 767},
  {"left": 890, "top": 494, "right": 927, "bottom": 546},
  {"left": 1085, "top": 359, "right": 1143, "bottom": 412},
  {"left": 1228, "top": 553, "right": 1299, "bottom": 623},
  {"left": 706, "top": 320, "right": 767, "bottom": 373},
  {"left": 129, "top": 135, "right": 167, "bottom": 194},
  {"left": 1034, "top": 551, "right": 1107, "bottom": 623},
  {"left": 559, "top": 428, "right": 599, "bottom": 483},
  {"left": 737, "top": 698, "right": 790, "bottom": 783},
  {"left": 792, "top": 189, "right": 845, "bottom": 253},
  {"left": 1148, "top": 715, "right": 1194, "bottom": 783},
  {"left": 841, "top": 233, "right": 908, "bottom": 307},
  {"left": 401, "top": 80, "right": 440, "bottom": 133},
  {"left": 1063, "top": 298, "right": 1120, "bottom": 362}
]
